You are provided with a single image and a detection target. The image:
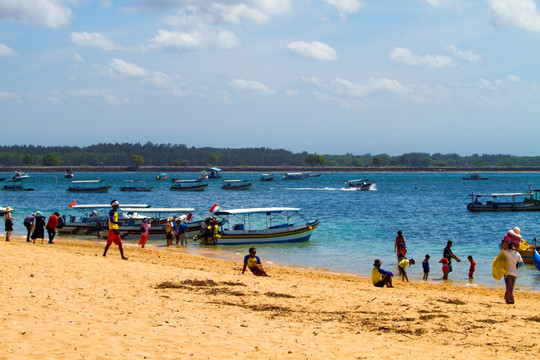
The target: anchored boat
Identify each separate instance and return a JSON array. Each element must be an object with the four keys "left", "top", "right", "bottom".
[
  {"left": 171, "top": 180, "right": 208, "bottom": 191},
  {"left": 466, "top": 191, "right": 540, "bottom": 212},
  {"left": 66, "top": 180, "right": 111, "bottom": 193},
  {"left": 222, "top": 180, "right": 252, "bottom": 190},
  {"left": 119, "top": 180, "right": 154, "bottom": 192}
]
